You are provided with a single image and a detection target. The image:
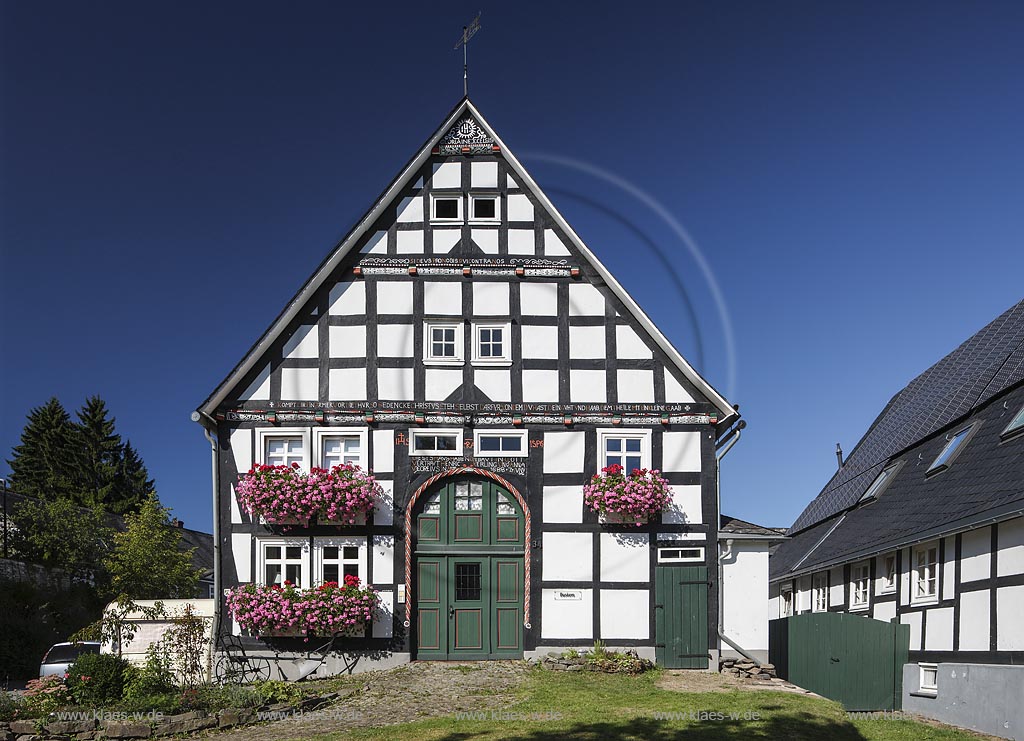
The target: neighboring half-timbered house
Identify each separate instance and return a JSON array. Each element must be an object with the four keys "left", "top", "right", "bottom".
[{"left": 194, "top": 98, "right": 744, "bottom": 674}]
